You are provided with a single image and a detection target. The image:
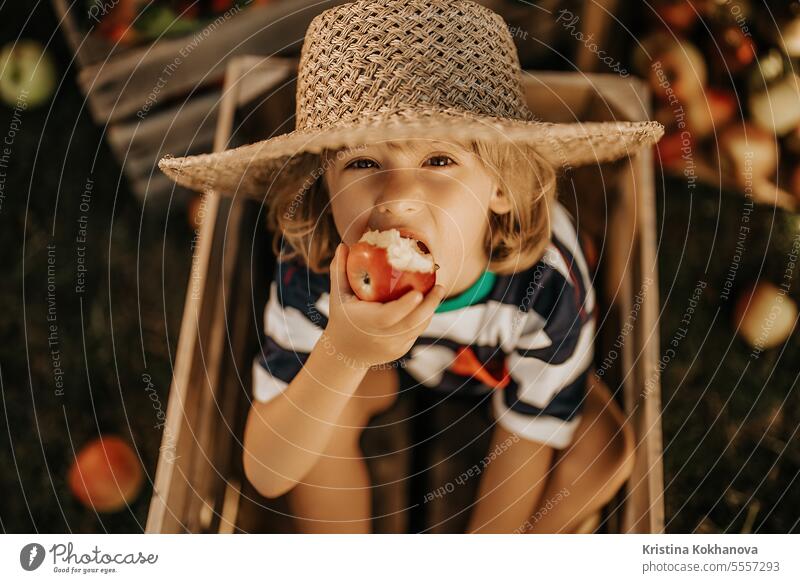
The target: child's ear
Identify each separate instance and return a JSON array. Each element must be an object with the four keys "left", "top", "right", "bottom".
[{"left": 488, "top": 187, "right": 512, "bottom": 215}]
